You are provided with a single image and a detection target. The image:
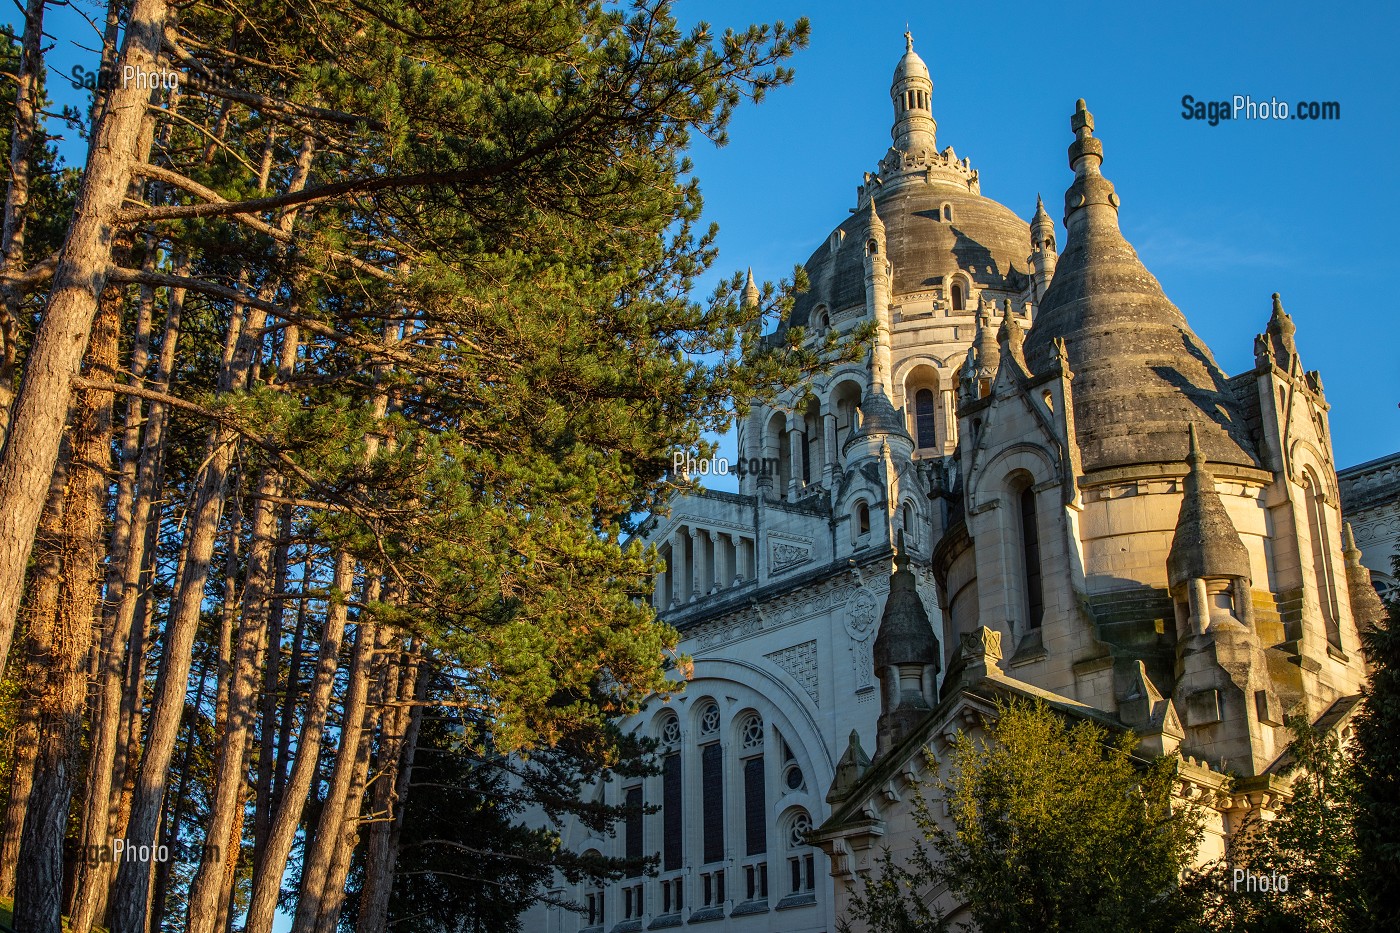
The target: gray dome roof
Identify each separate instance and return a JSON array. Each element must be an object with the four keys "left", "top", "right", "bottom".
[
  {"left": 856, "top": 391, "right": 909, "bottom": 438},
  {"left": 892, "top": 34, "right": 930, "bottom": 84},
  {"left": 786, "top": 186, "right": 1032, "bottom": 330},
  {"left": 1023, "top": 102, "right": 1259, "bottom": 474}
]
